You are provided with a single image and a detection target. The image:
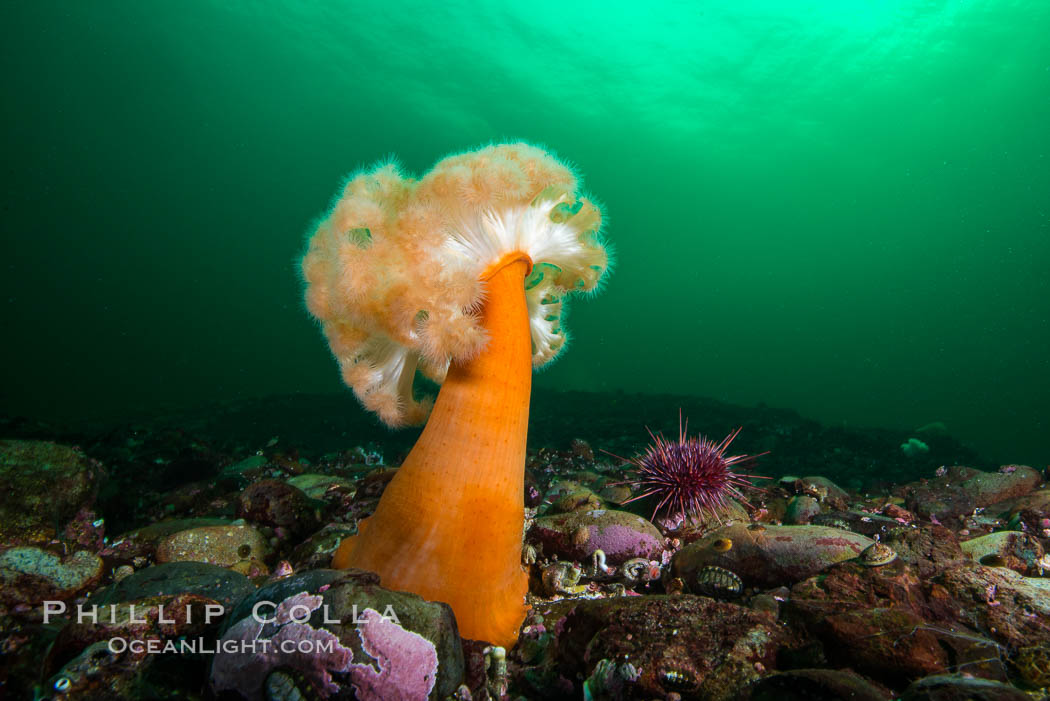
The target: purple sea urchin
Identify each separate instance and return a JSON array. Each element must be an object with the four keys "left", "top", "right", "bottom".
[{"left": 611, "top": 415, "right": 768, "bottom": 521}]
